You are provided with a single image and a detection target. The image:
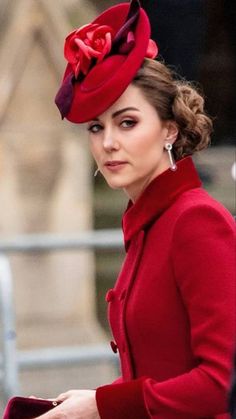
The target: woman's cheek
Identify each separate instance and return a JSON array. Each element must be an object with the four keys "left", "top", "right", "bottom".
[{"left": 89, "top": 143, "right": 100, "bottom": 164}]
